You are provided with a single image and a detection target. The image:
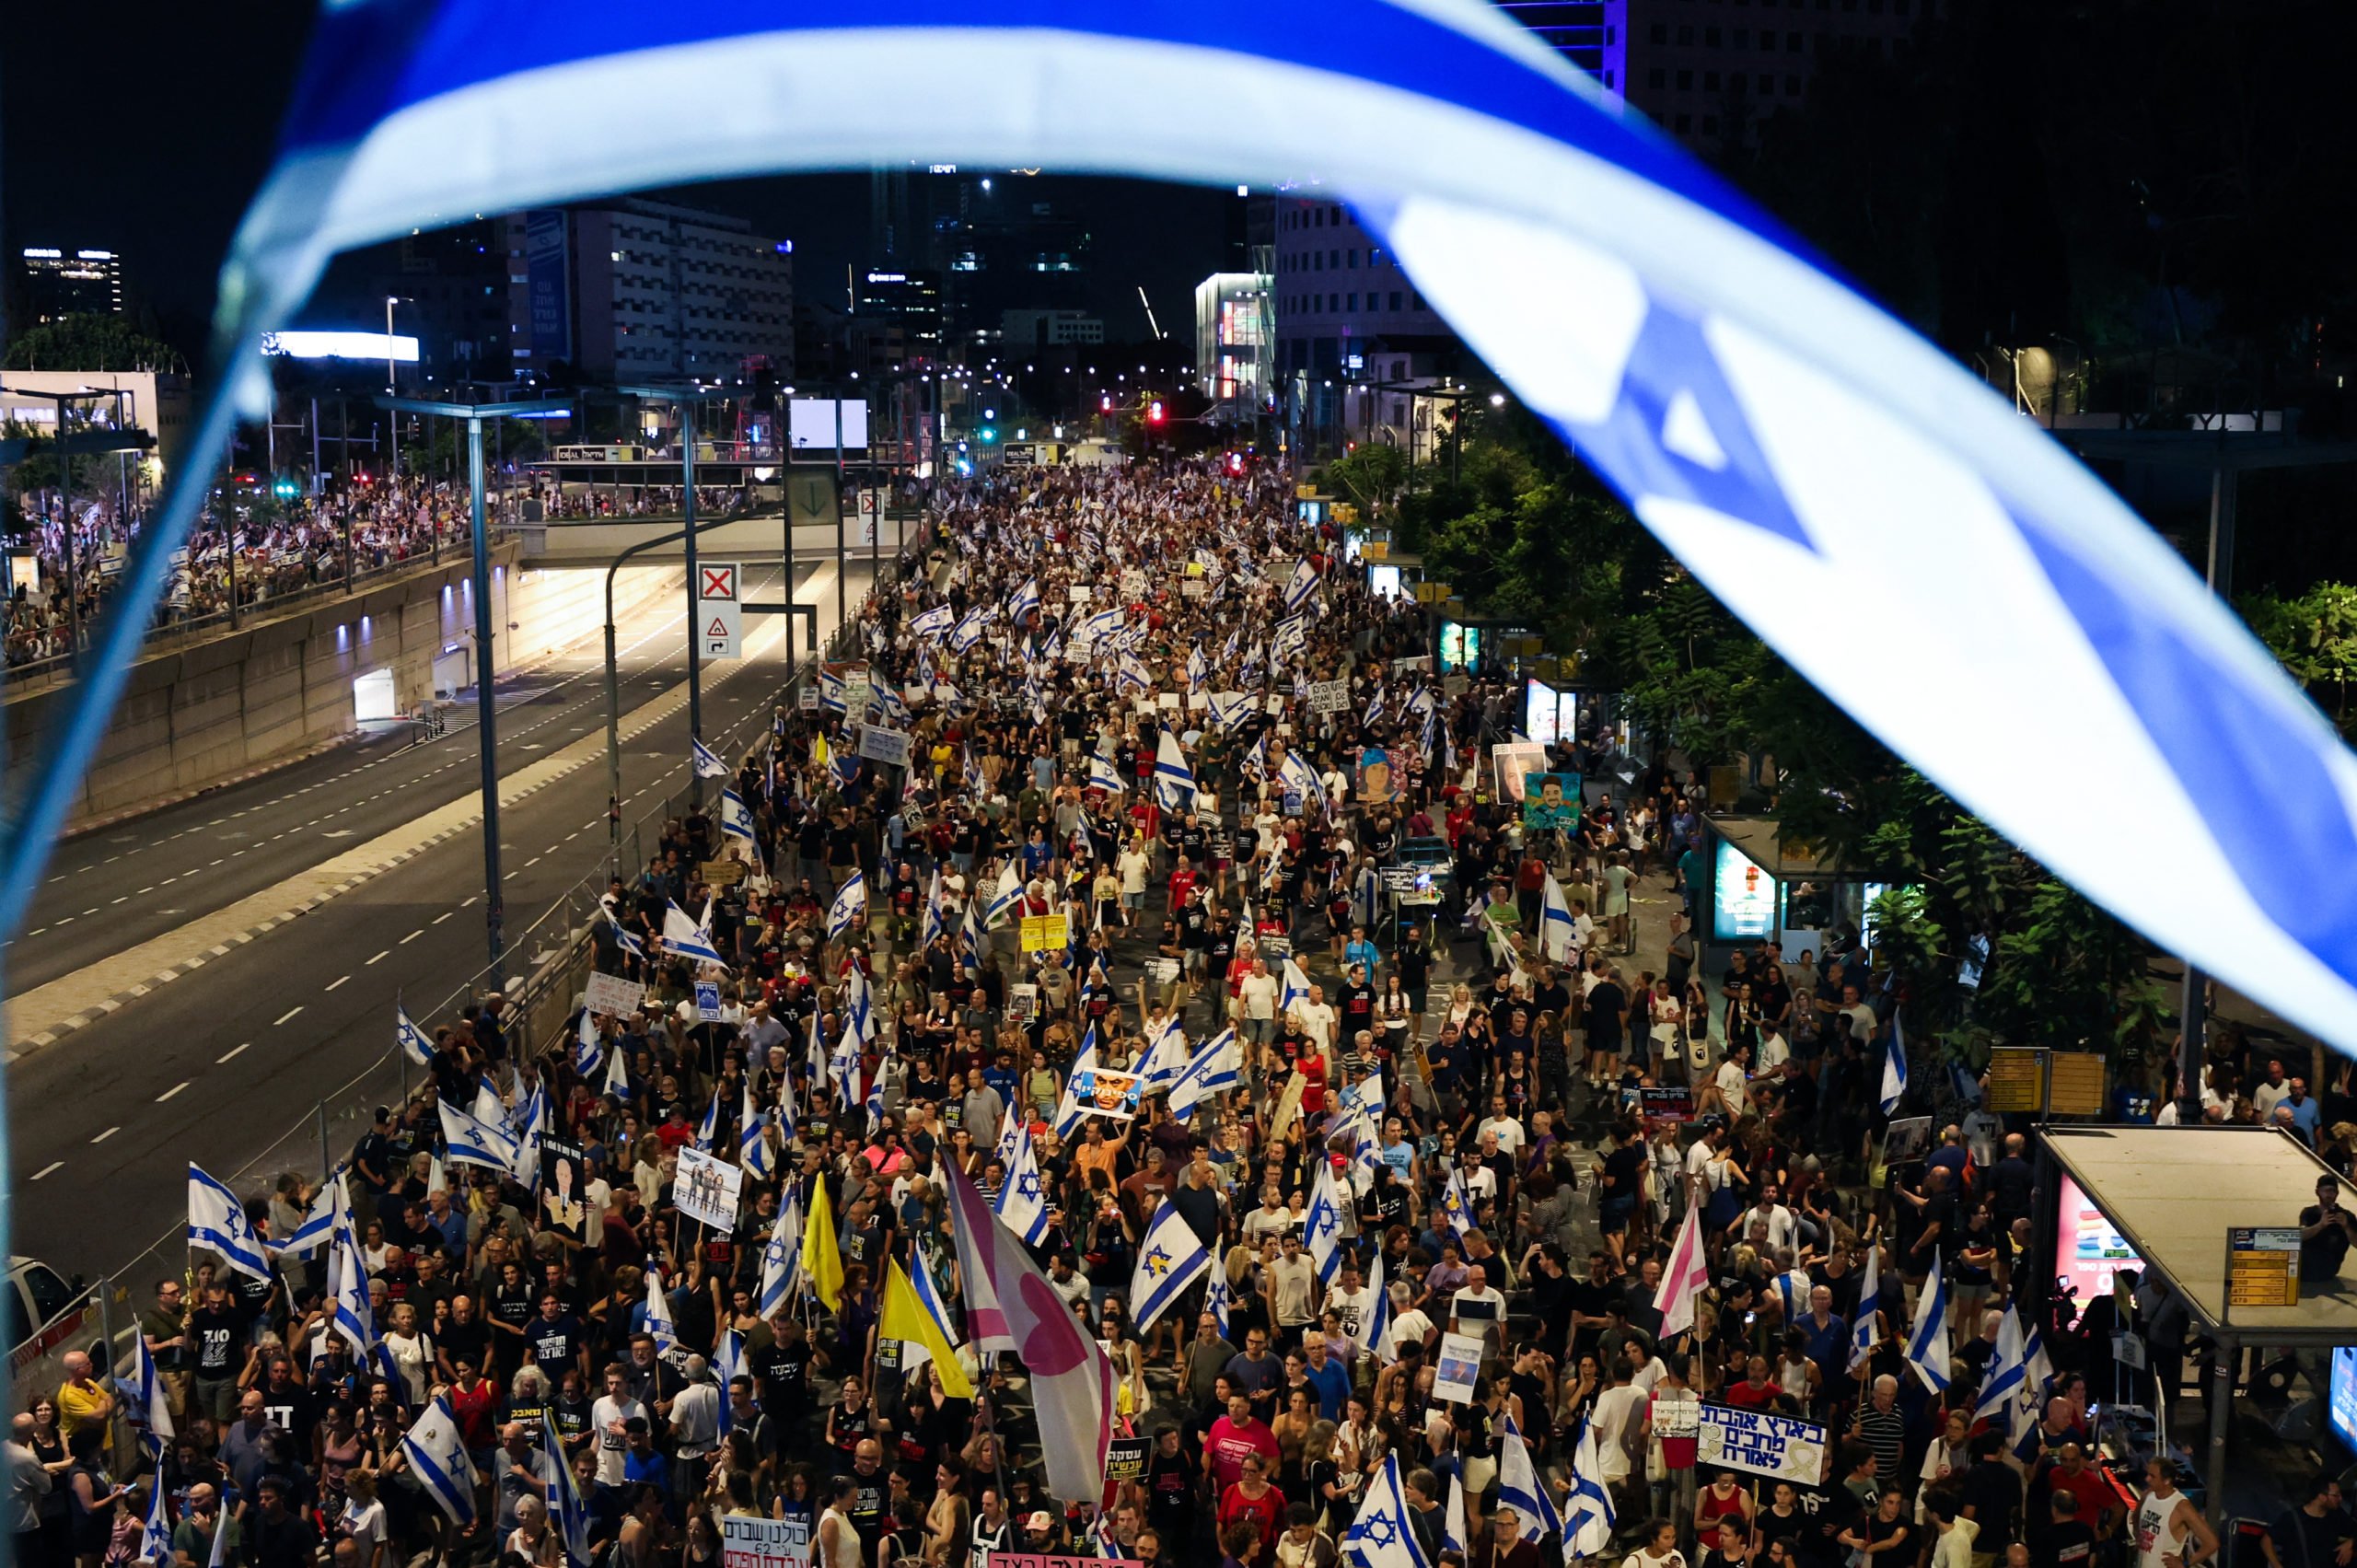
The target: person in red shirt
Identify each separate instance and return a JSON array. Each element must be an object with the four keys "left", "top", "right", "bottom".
[
  {"left": 1204, "top": 1394, "right": 1281, "bottom": 1492},
  {"left": 1724, "top": 1353, "right": 1784, "bottom": 1411},
  {"left": 444, "top": 1358, "right": 498, "bottom": 1452},
  {"left": 1168, "top": 863, "right": 1199, "bottom": 910},
  {"left": 1216, "top": 1454, "right": 1286, "bottom": 1562}
]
